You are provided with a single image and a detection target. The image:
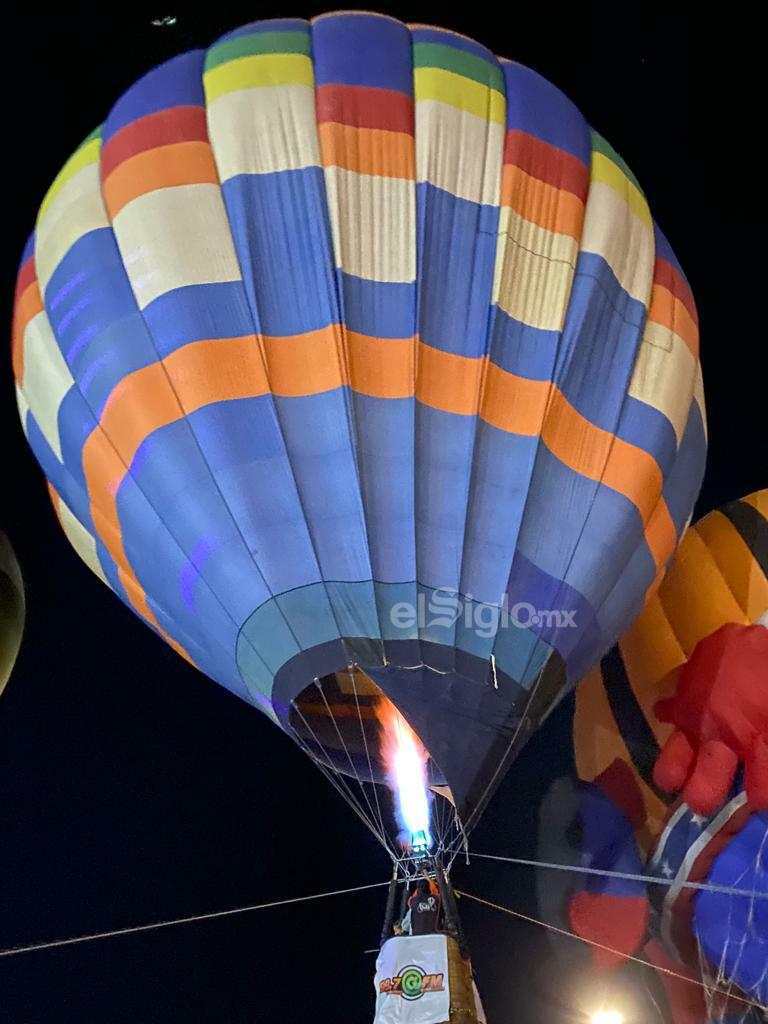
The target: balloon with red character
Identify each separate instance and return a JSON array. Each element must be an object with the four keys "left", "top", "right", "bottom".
[{"left": 549, "top": 490, "right": 767, "bottom": 1022}]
